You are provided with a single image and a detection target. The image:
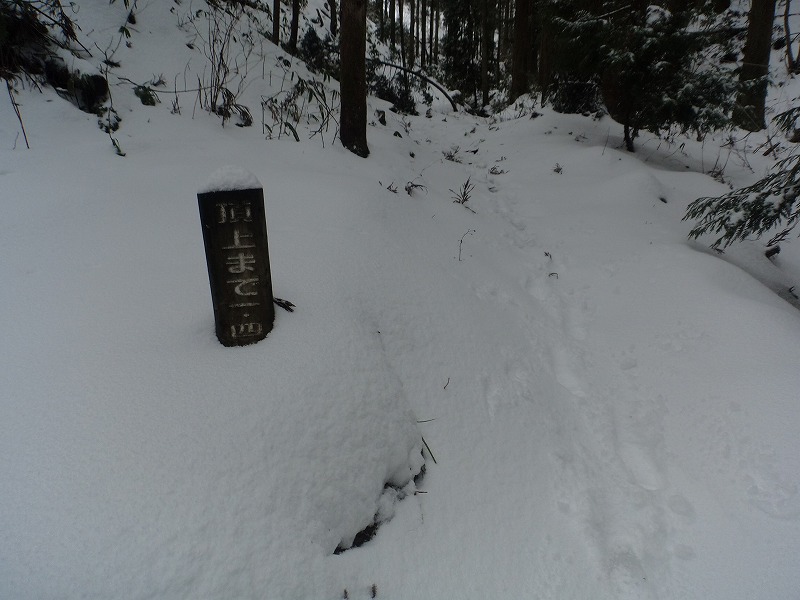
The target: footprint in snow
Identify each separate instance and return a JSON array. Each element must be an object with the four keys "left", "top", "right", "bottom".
[{"left": 617, "top": 441, "right": 665, "bottom": 491}]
